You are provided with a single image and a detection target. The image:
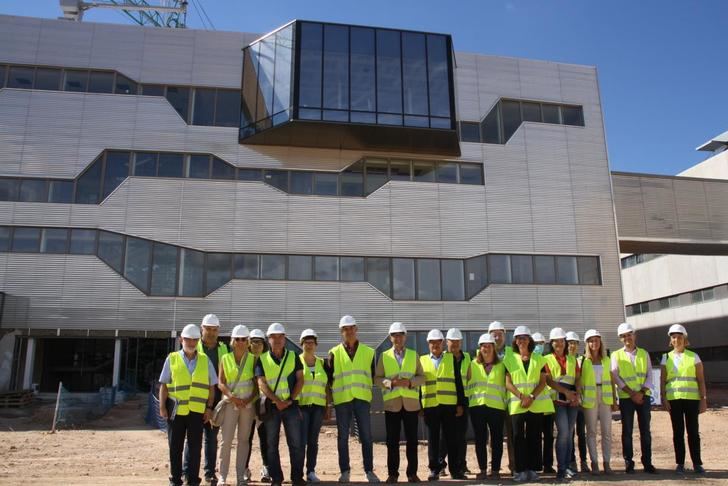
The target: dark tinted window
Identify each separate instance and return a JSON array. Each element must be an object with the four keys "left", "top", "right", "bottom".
[
  {"left": 376, "top": 29, "right": 402, "bottom": 114},
  {"left": 392, "top": 258, "right": 415, "bottom": 300},
  {"left": 441, "top": 259, "right": 465, "bottom": 300},
  {"left": 0, "top": 227, "right": 11, "bottom": 251},
  {"left": 166, "top": 86, "right": 190, "bottom": 121},
  {"left": 340, "top": 162, "right": 363, "bottom": 196},
  {"left": 314, "top": 256, "right": 339, "bottom": 281},
  {"left": 88, "top": 71, "right": 114, "bottom": 93},
  {"left": 114, "top": 74, "right": 137, "bottom": 95},
  {"left": 34, "top": 68, "right": 61, "bottom": 90},
  {"left": 238, "top": 168, "right": 263, "bottom": 181},
  {"left": 211, "top": 157, "right": 235, "bottom": 180},
  {"left": 12, "top": 227, "right": 41, "bottom": 252},
  {"left": 264, "top": 170, "right": 289, "bottom": 192},
  {"left": 366, "top": 257, "right": 391, "bottom": 296},
  {"left": 7, "top": 66, "right": 34, "bottom": 88},
  {"left": 0, "top": 179, "right": 19, "bottom": 201},
  {"left": 365, "top": 159, "right": 389, "bottom": 195},
  {"left": 465, "top": 255, "right": 487, "bottom": 299},
  {"left": 299, "top": 22, "right": 323, "bottom": 109},
  {"left": 178, "top": 248, "right": 204, "bottom": 297},
  {"left": 350, "top": 27, "right": 376, "bottom": 112},
  {"left": 75, "top": 158, "right": 102, "bottom": 204},
  {"left": 577, "top": 256, "right": 600, "bottom": 285},
  {"left": 261, "top": 254, "right": 285, "bottom": 280},
  {"left": 426, "top": 34, "right": 451, "bottom": 118},
  {"left": 64, "top": 70, "right": 88, "bottom": 92},
  {"left": 481, "top": 102, "right": 501, "bottom": 143},
  {"left": 533, "top": 255, "right": 556, "bottom": 284},
  {"left": 501, "top": 100, "right": 522, "bottom": 142},
  {"left": 18, "top": 179, "right": 47, "bottom": 202},
  {"left": 40, "top": 228, "right": 68, "bottom": 254},
  {"left": 413, "top": 161, "right": 436, "bottom": 182},
  {"left": 522, "top": 102, "right": 541, "bottom": 122},
  {"left": 0, "top": 65, "right": 5, "bottom": 88},
  {"left": 150, "top": 242, "right": 178, "bottom": 296},
  {"left": 323, "top": 24, "right": 349, "bottom": 110},
  {"left": 188, "top": 155, "right": 210, "bottom": 179},
  {"left": 542, "top": 104, "right": 561, "bottom": 124},
  {"left": 288, "top": 255, "right": 313, "bottom": 280},
  {"left": 69, "top": 229, "right": 96, "bottom": 254},
  {"left": 555, "top": 256, "right": 578, "bottom": 284},
  {"left": 193, "top": 88, "right": 216, "bottom": 126},
  {"left": 97, "top": 231, "right": 124, "bottom": 272},
  {"left": 561, "top": 105, "right": 584, "bottom": 126},
  {"left": 389, "top": 160, "right": 411, "bottom": 181},
  {"left": 459, "top": 164, "right": 483, "bottom": 185},
  {"left": 133, "top": 152, "right": 157, "bottom": 177},
  {"left": 214, "top": 89, "right": 240, "bottom": 127},
  {"left": 102, "top": 151, "right": 130, "bottom": 198},
  {"left": 436, "top": 162, "right": 458, "bottom": 183},
  {"left": 206, "top": 253, "right": 232, "bottom": 293},
  {"left": 510, "top": 255, "right": 533, "bottom": 284},
  {"left": 290, "top": 172, "right": 314, "bottom": 195},
  {"left": 48, "top": 180, "right": 74, "bottom": 203},
  {"left": 124, "top": 237, "right": 152, "bottom": 292},
  {"left": 488, "top": 254, "right": 511, "bottom": 284},
  {"left": 460, "top": 122, "right": 480, "bottom": 142},
  {"left": 313, "top": 172, "right": 338, "bottom": 195},
  {"left": 417, "top": 259, "right": 441, "bottom": 300},
  {"left": 341, "top": 256, "right": 365, "bottom": 281},
  {"left": 402, "top": 32, "right": 428, "bottom": 116},
  {"left": 158, "top": 153, "right": 184, "bottom": 178},
  {"left": 142, "top": 84, "right": 165, "bottom": 96},
  {"left": 234, "top": 254, "right": 259, "bottom": 279}
]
